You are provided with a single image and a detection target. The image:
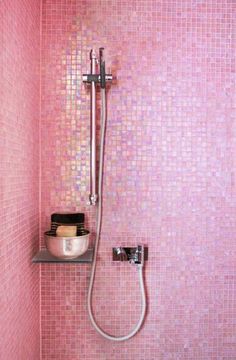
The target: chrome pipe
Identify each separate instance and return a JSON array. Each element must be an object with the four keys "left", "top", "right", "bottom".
[
  {"left": 89, "top": 49, "right": 98, "bottom": 205},
  {"left": 83, "top": 49, "right": 113, "bottom": 205}
]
